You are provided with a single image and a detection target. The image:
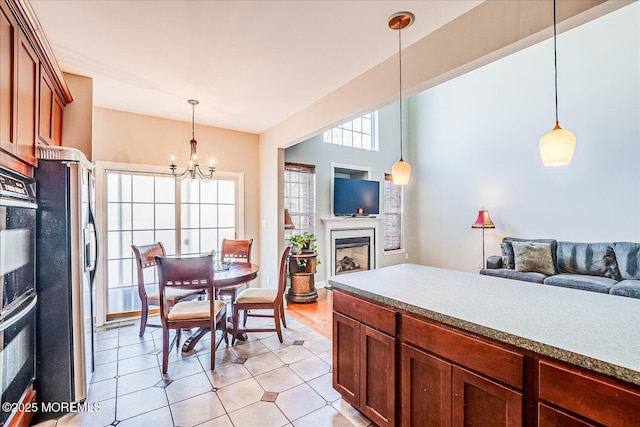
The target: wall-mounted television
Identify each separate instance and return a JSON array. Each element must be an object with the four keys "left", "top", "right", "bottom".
[{"left": 333, "top": 177, "right": 380, "bottom": 216}]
